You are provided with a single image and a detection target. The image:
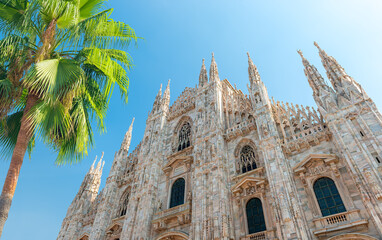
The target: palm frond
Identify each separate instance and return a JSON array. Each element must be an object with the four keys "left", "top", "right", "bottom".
[
  {"left": 0, "top": 111, "right": 35, "bottom": 159},
  {"left": 39, "top": 0, "right": 78, "bottom": 28},
  {"left": 55, "top": 95, "right": 94, "bottom": 164},
  {"left": 27, "top": 99, "right": 72, "bottom": 144},
  {"left": 81, "top": 48, "right": 129, "bottom": 103},
  {"left": 24, "top": 58, "right": 84, "bottom": 100},
  {"left": 79, "top": 0, "right": 105, "bottom": 21},
  {"left": 0, "top": 0, "right": 138, "bottom": 165},
  {"left": 0, "top": 0, "right": 40, "bottom": 37}
]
